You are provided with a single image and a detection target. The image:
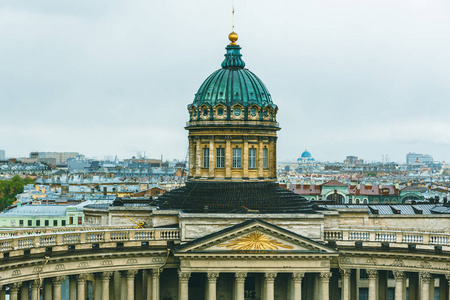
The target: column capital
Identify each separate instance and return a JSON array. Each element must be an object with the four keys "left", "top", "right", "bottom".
[
  {"left": 419, "top": 272, "right": 431, "bottom": 282},
  {"left": 319, "top": 272, "right": 332, "bottom": 280},
  {"left": 126, "top": 270, "right": 138, "bottom": 279},
  {"left": 76, "top": 273, "right": 88, "bottom": 283},
  {"left": 235, "top": 272, "right": 247, "bottom": 282},
  {"left": 178, "top": 271, "right": 191, "bottom": 282},
  {"left": 225, "top": 135, "right": 232, "bottom": 141},
  {"left": 265, "top": 272, "right": 277, "bottom": 282},
  {"left": 340, "top": 269, "right": 351, "bottom": 277},
  {"left": 53, "top": 276, "right": 66, "bottom": 286},
  {"left": 207, "top": 272, "right": 219, "bottom": 282},
  {"left": 292, "top": 272, "right": 305, "bottom": 282},
  {"left": 9, "top": 282, "right": 22, "bottom": 293},
  {"left": 31, "top": 279, "right": 41, "bottom": 289},
  {"left": 446, "top": 273, "right": 450, "bottom": 281},
  {"left": 393, "top": 271, "right": 405, "bottom": 280},
  {"left": 151, "top": 268, "right": 161, "bottom": 279},
  {"left": 101, "top": 271, "right": 114, "bottom": 281},
  {"left": 367, "top": 269, "right": 378, "bottom": 279}
]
